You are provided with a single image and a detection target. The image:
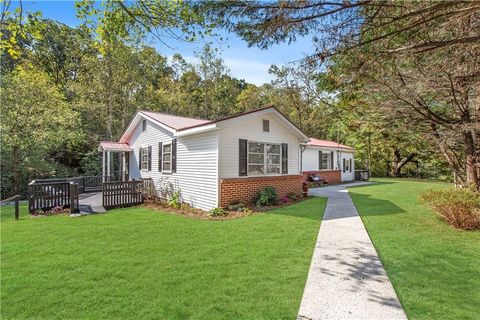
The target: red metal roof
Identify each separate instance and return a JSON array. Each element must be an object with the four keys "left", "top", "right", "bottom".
[
  {"left": 141, "top": 111, "right": 212, "bottom": 130},
  {"left": 307, "top": 138, "right": 355, "bottom": 151},
  {"left": 99, "top": 141, "right": 132, "bottom": 152}
]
